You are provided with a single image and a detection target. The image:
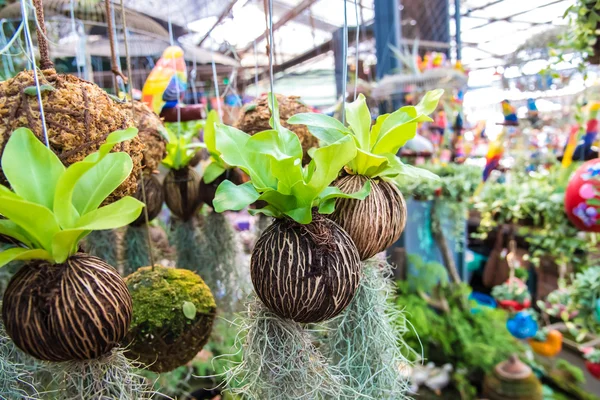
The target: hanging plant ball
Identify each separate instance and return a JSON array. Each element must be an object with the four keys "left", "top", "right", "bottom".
[
  {"left": 251, "top": 214, "right": 361, "bottom": 323},
  {"left": 199, "top": 168, "right": 246, "bottom": 208},
  {"left": 506, "top": 311, "right": 538, "bottom": 339},
  {"left": 565, "top": 159, "right": 600, "bottom": 232},
  {"left": 163, "top": 167, "right": 202, "bottom": 220},
  {"left": 119, "top": 101, "right": 167, "bottom": 173},
  {"left": 2, "top": 254, "right": 132, "bottom": 362},
  {"left": 329, "top": 174, "right": 407, "bottom": 260},
  {"left": 124, "top": 265, "right": 216, "bottom": 373},
  {"left": 131, "top": 174, "right": 164, "bottom": 226},
  {"left": 0, "top": 69, "right": 143, "bottom": 203},
  {"left": 235, "top": 94, "right": 318, "bottom": 165}
]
